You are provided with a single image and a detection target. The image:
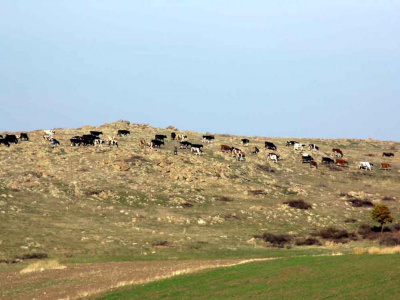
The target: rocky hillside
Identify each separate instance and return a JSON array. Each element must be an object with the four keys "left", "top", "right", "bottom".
[{"left": 1, "top": 120, "right": 399, "bottom": 261}]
